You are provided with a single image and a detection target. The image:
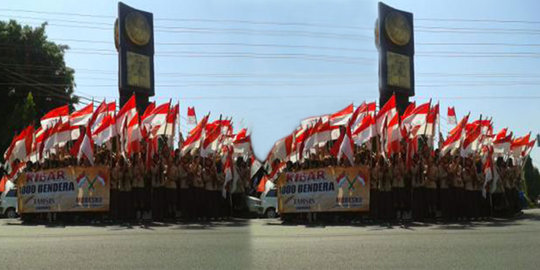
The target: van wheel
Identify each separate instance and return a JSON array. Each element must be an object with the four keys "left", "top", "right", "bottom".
[
  {"left": 5, "top": 208, "right": 17, "bottom": 219},
  {"left": 265, "top": 208, "right": 277, "bottom": 218}
]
